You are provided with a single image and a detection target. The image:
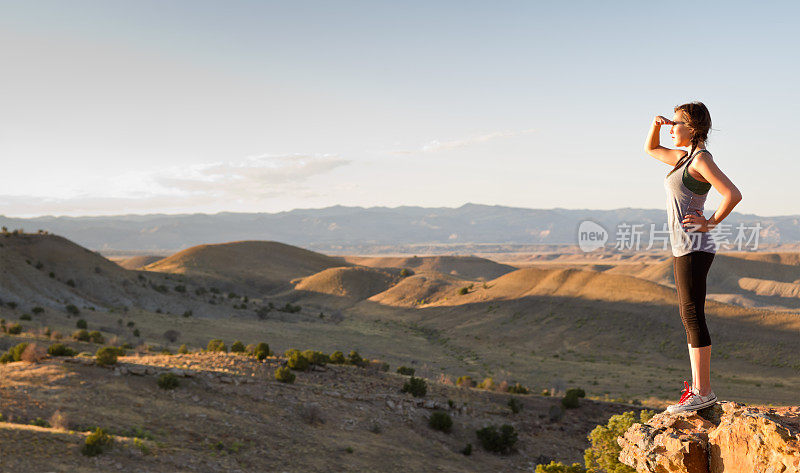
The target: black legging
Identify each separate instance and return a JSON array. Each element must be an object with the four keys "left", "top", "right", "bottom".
[{"left": 673, "top": 251, "right": 715, "bottom": 347}]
